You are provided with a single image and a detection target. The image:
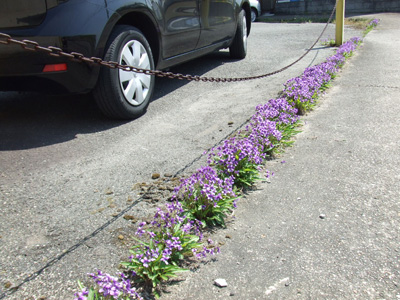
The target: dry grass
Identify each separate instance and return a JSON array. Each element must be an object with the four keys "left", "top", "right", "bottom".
[{"left": 344, "top": 17, "right": 371, "bottom": 29}]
